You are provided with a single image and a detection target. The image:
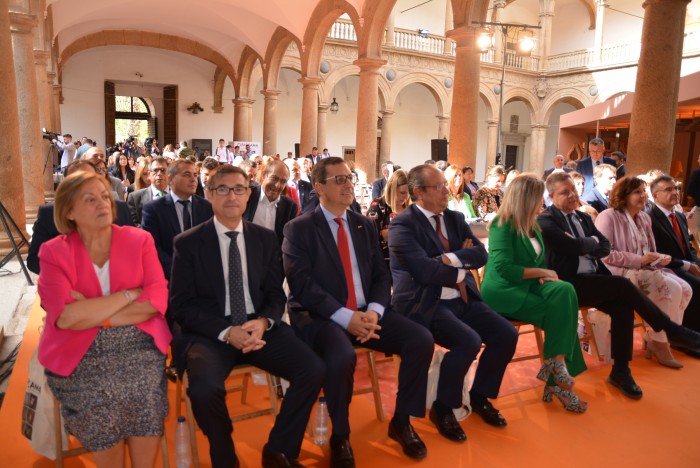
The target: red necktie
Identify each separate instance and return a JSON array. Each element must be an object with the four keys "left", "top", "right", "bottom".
[
  {"left": 334, "top": 218, "right": 358, "bottom": 310},
  {"left": 669, "top": 213, "right": 687, "bottom": 256},
  {"left": 433, "top": 215, "right": 468, "bottom": 304}
]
